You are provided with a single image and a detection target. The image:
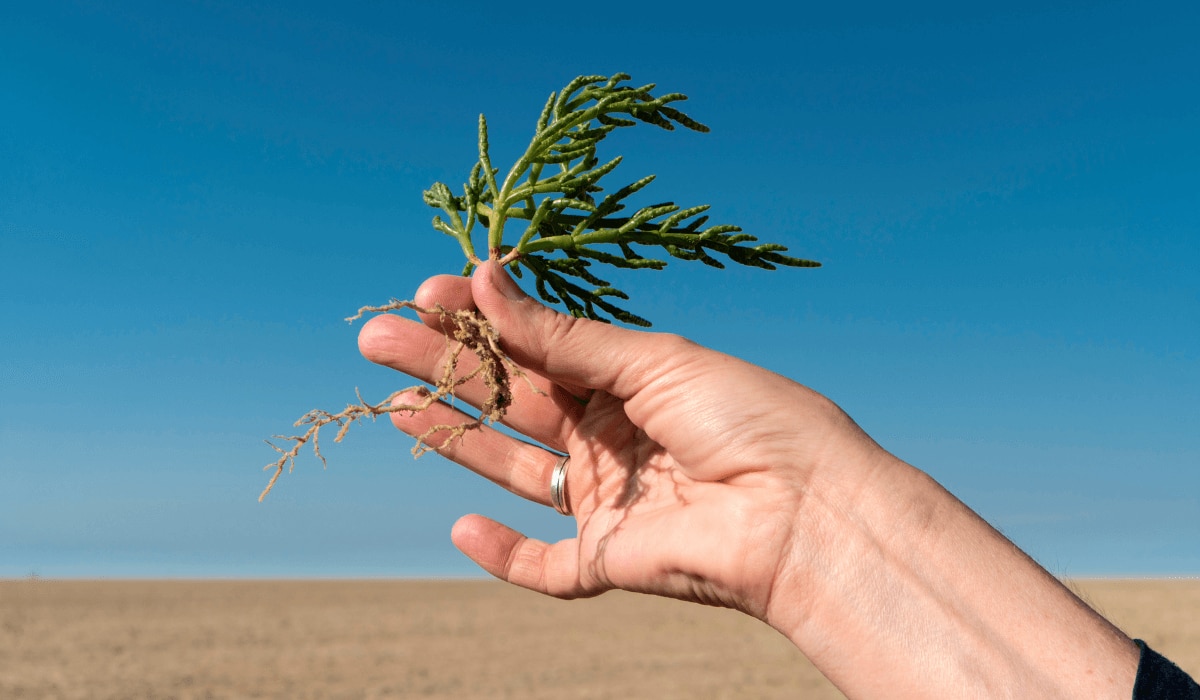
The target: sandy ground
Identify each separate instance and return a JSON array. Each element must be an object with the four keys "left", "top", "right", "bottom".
[{"left": 1, "top": 579, "right": 1196, "bottom": 699}]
